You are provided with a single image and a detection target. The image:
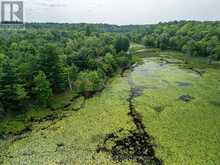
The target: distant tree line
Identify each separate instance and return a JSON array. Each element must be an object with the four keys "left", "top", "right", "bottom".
[{"left": 25, "top": 23, "right": 147, "bottom": 33}]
